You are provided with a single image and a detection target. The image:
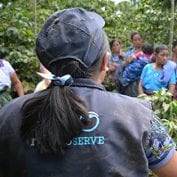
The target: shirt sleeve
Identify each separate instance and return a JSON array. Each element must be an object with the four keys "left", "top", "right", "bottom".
[
  {"left": 125, "top": 48, "right": 134, "bottom": 60},
  {"left": 4, "top": 60, "right": 15, "bottom": 75},
  {"left": 169, "top": 70, "right": 176, "bottom": 85},
  {"left": 144, "top": 113, "right": 176, "bottom": 169}
]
